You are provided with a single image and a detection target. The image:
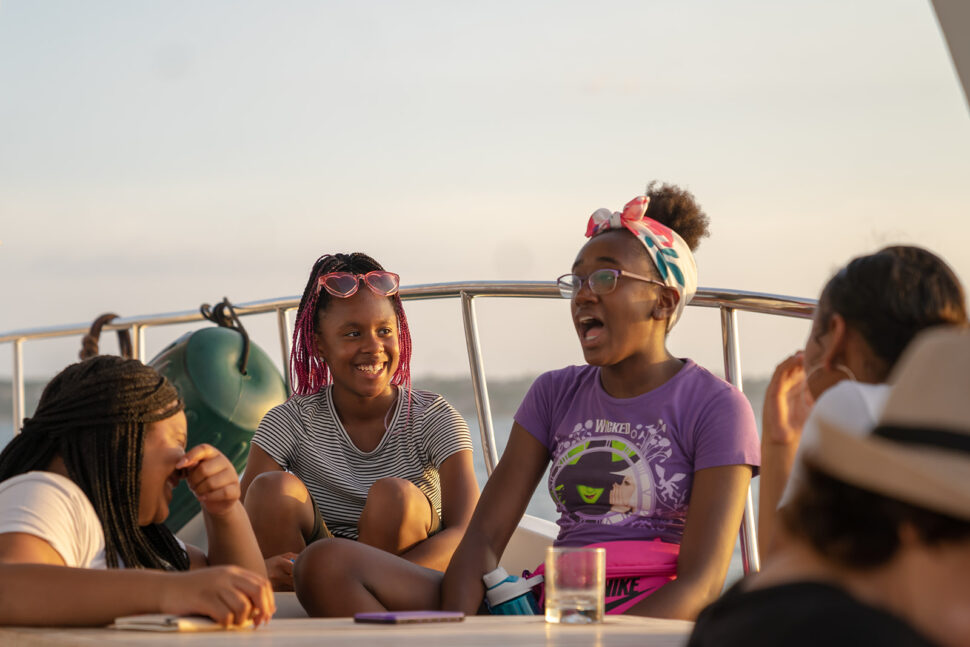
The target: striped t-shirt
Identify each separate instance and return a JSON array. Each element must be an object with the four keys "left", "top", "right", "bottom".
[{"left": 251, "top": 386, "right": 473, "bottom": 540}]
